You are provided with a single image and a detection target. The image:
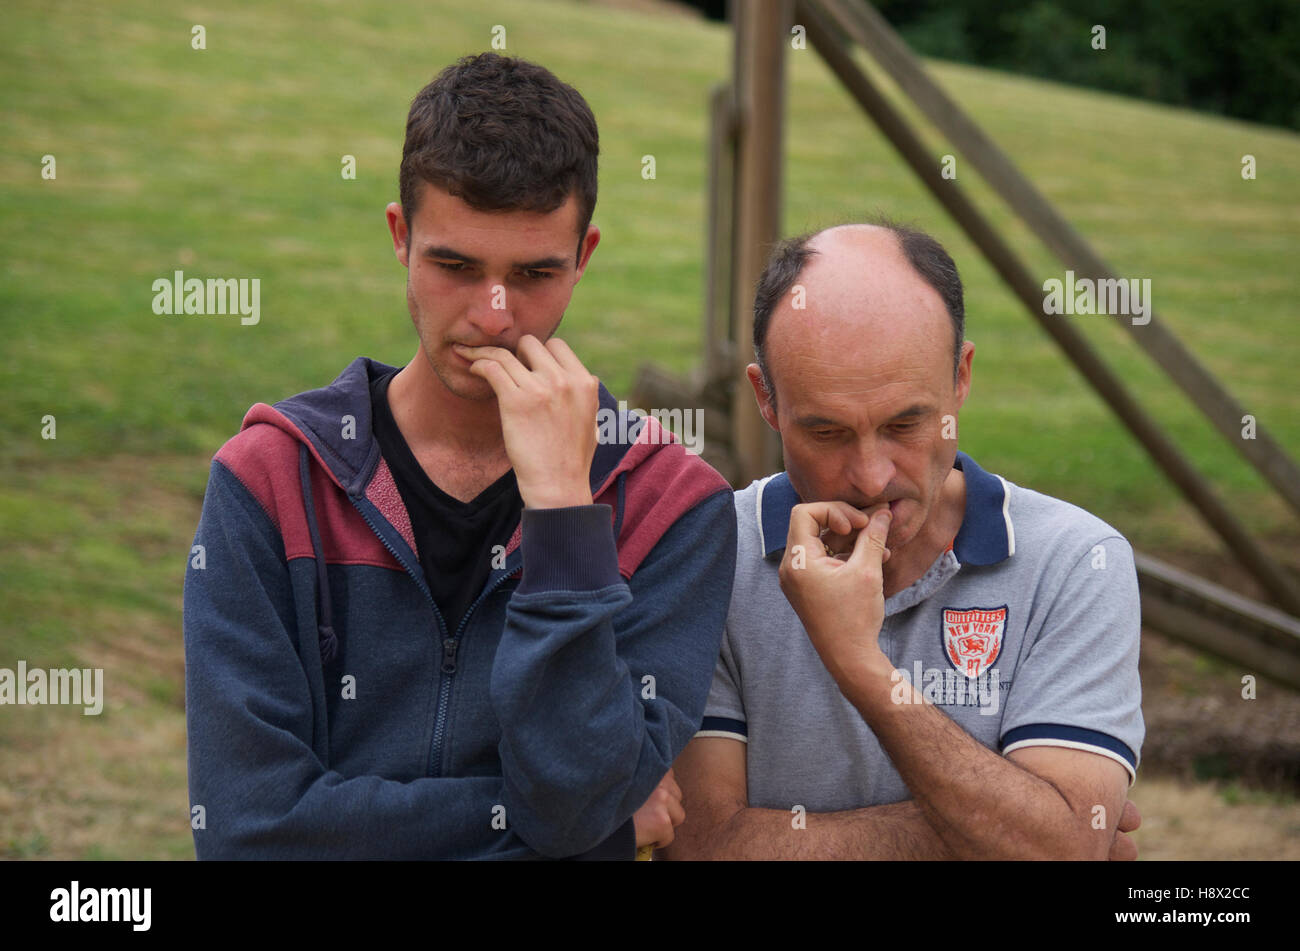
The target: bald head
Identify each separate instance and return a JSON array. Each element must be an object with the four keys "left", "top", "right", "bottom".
[{"left": 752, "top": 220, "right": 964, "bottom": 401}]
